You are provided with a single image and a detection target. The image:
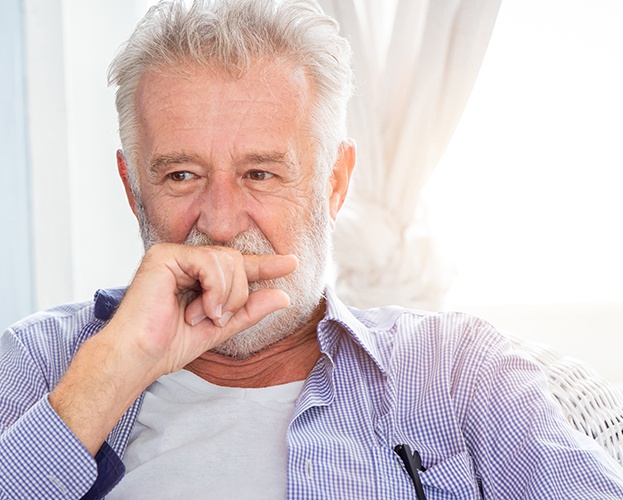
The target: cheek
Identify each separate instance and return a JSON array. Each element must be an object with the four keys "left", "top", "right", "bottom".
[
  {"left": 255, "top": 196, "right": 322, "bottom": 255},
  {"left": 144, "top": 197, "right": 201, "bottom": 243},
  {"left": 247, "top": 206, "right": 295, "bottom": 254}
]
